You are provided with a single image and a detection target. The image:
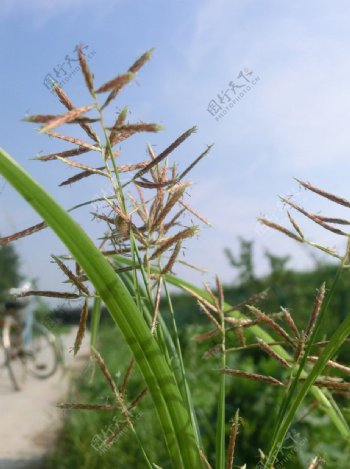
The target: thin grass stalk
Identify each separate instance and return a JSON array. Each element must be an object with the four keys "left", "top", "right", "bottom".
[
  {"left": 268, "top": 253, "right": 346, "bottom": 453},
  {"left": 216, "top": 308, "right": 226, "bottom": 469},
  {"left": 264, "top": 304, "right": 350, "bottom": 468},
  {"left": 113, "top": 254, "right": 350, "bottom": 441},
  {"left": 0, "top": 148, "right": 201, "bottom": 469}
]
